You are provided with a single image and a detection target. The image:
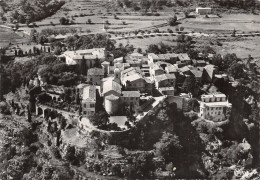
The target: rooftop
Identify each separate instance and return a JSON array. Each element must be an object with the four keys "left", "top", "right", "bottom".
[
  {"left": 87, "top": 68, "right": 104, "bottom": 76},
  {"left": 165, "top": 65, "right": 177, "bottom": 73},
  {"left": 62, "top": 48, "right": 106, "bottom": 60},
  {"left": 101, "top": 61, "right": 110, "bottom": 65},
  {"left": 122, "top": 73, "right": 143, "bottom": 82},
  {"left": 178, "top": 53, "right": 191, "bottom": 61},
  {"left": 201, "top": 101, "right": 232, "bottom": 107},
  {"left": 201, "top": 93, "right": 226, "bottom": 98},
  {"left": 106, "top": 94, "right": 120, "bottom": 100},
  {"left": 154, "top": 74, "right": 176, "bottom": 82},
  {"left": 130, "top": 52, "right": 143, "bottom": 57},
  {"left": 77, "top": 83, "right": 89, "bottom": 89},
  {"left": 103, "top": 79, "right": 122, "bottom": 95},
  {"left": 179, "top": 66, "right": 190, "bottom": 73},
  {"left": 191, "top": 70, "right": 203, "bottom": 78},
  {"left": 122, "top": 91, "right": 141, "bottom": 97}
]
